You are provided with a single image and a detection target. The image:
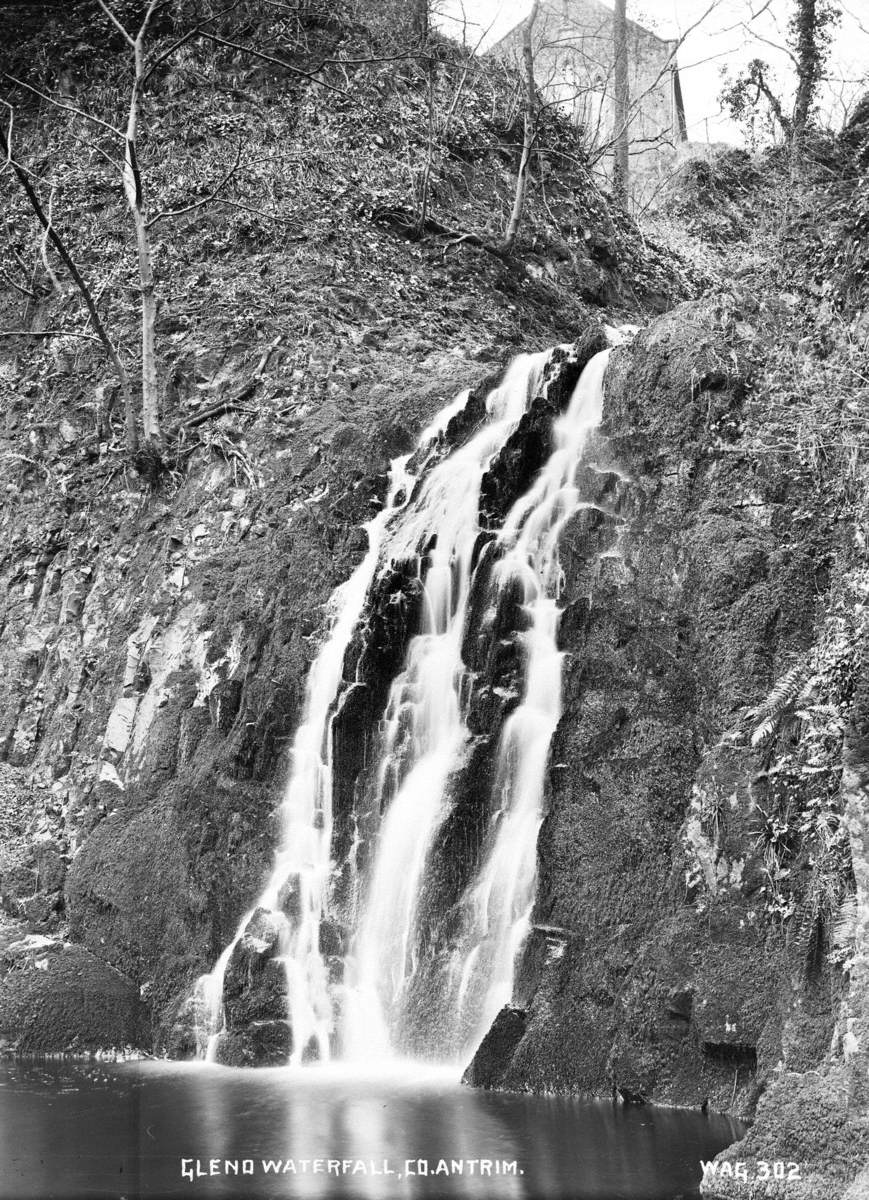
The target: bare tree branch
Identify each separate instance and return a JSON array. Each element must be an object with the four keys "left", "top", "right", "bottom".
[
  {"left": 2, "top": 73, "right": 124, "bottom": 139},
  {"left": 612, "top": 0, "right": 628, "bottom": 203},
  {"left": 741, "top": 25, "right": 800, "bottom": 70},
  {"left": 2, "top": 106, "right": 137, "bottom": 450},
  {"left": 201, "top": 31, "right": 359, "bottom": 101},
  {"left": 0, "top": 266, "right": 36, "bottom": 299},
  {"left": 501, "top": 0, "right": 539, "bottom": 253},
  {"left": 146, "top": 141, "right": 243, "bottom": 227},
  {"left": 0, "top": 328, "right": 103, "bottom": 343},
  {"left": 94, "top": 0, "right": 136, "bottom": 46},
  {"left": 39, "top": 187, "right": 63, "bottom": 295},
  {"left": 141, "top": 1, "right": 243, "bottom": 86}
]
